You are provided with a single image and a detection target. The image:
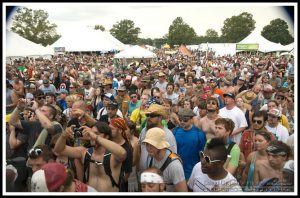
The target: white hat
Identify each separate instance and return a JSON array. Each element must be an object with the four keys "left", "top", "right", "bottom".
[{"left": 283, "top": 160, "right": 294, "bottom": 173}]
